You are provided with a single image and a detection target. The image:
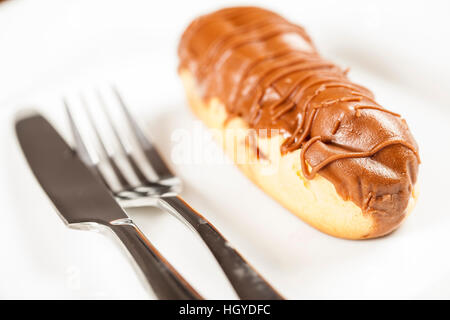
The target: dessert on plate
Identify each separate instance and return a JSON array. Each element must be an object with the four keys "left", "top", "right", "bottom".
[{"left": 178, "top": 7, "right": 420, "bottom": 239}]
